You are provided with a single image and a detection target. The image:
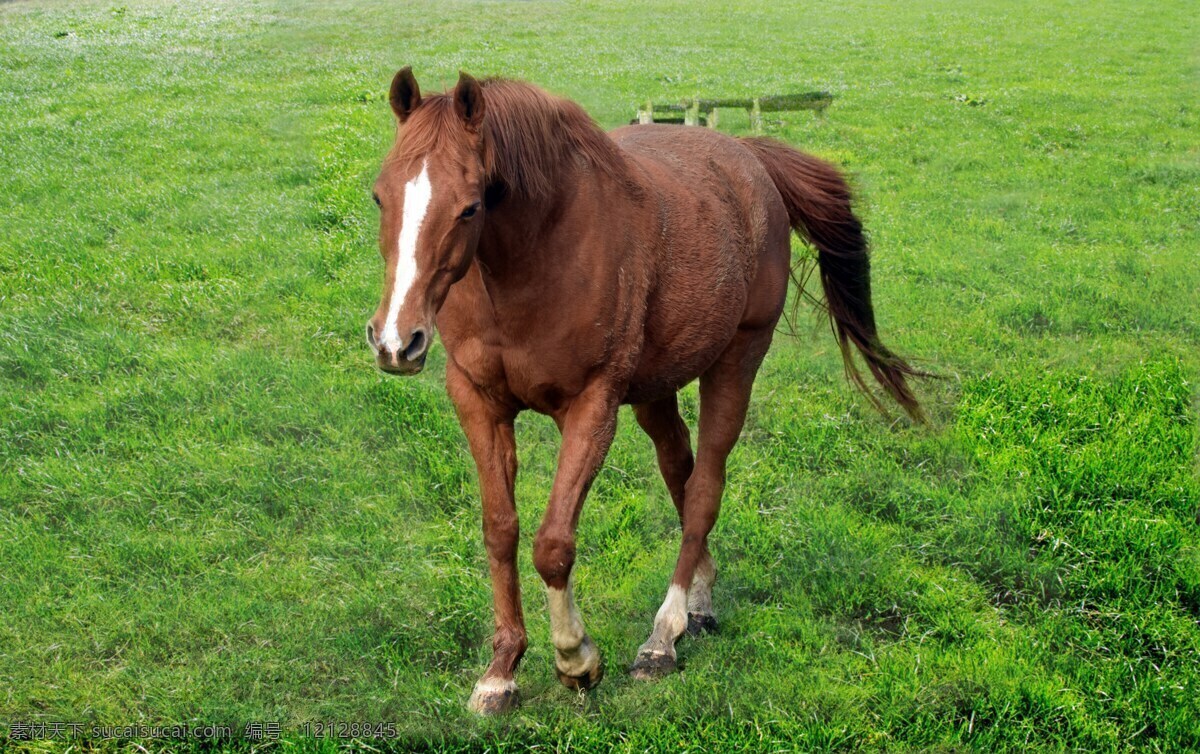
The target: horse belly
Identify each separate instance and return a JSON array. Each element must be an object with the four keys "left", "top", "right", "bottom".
[{"left": 624, "top": 260, "right": 749, "bottom": 404}]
